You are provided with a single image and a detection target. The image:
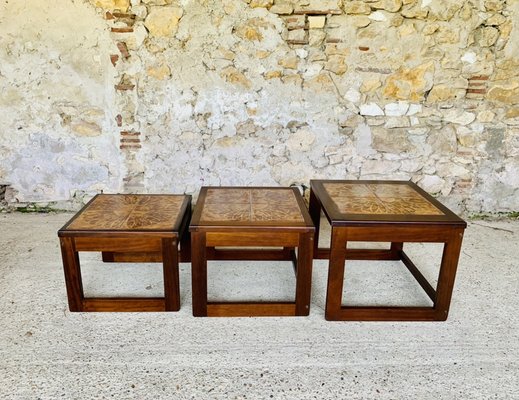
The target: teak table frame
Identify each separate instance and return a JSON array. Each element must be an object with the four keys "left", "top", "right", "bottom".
[
  {"left": 58, "top": 194, "right": 191, "bottom": 312},
  {"left": 309, "top": 180, "right": 466, "bottom": 321},
  {"left": 189, "top": 186, "right": 315, "bottom": 317}
]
